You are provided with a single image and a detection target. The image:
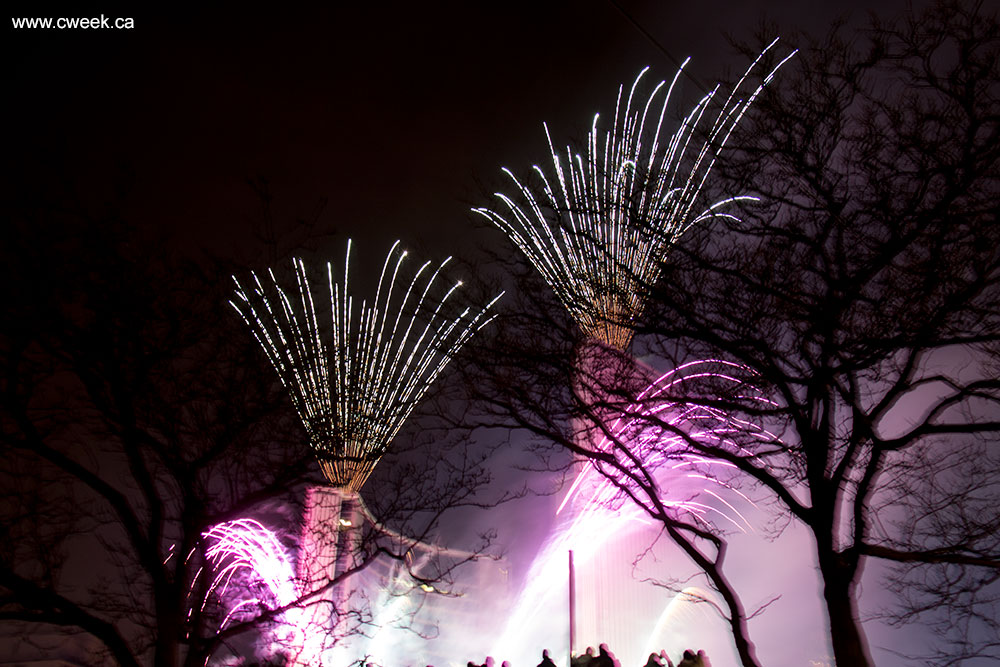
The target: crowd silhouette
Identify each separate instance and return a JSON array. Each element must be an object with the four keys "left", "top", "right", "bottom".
[{"left": 460, "top": 645, "right": 711, "bottom": 667}]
